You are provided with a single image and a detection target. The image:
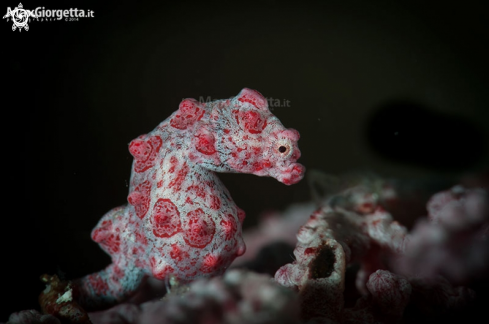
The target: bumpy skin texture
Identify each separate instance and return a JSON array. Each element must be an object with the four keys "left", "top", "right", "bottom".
[{"left": 75, "top": 88, "right": 305, "bottom": 310}]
